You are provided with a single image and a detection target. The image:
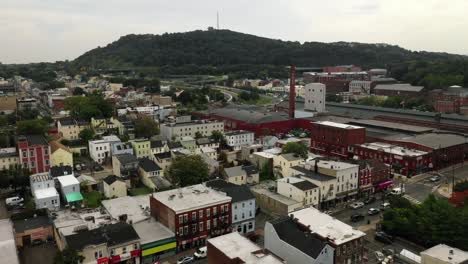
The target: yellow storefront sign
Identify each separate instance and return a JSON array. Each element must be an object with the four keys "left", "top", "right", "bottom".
[{"left": 142, "top": 242, "right": 177, "bottom": 256}]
